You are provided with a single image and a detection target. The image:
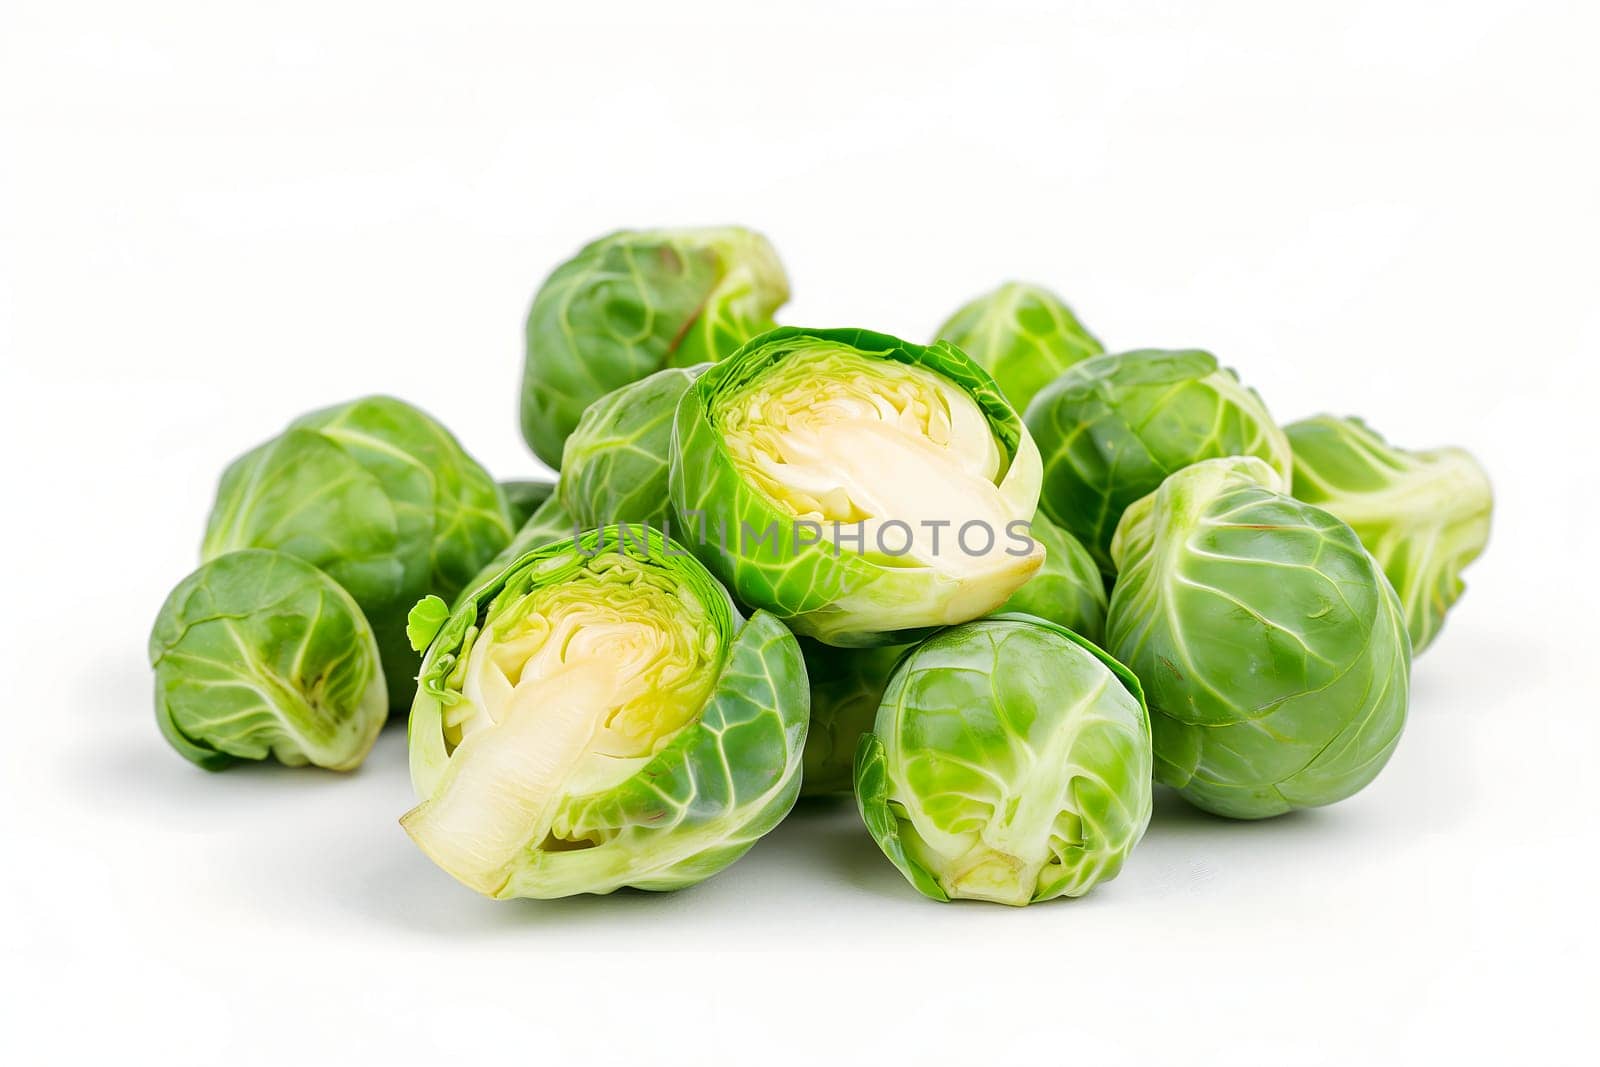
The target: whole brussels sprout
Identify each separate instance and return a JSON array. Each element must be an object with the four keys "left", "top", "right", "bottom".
[
  {"left": 671, "top": 326, "right": 1044, "bottom": 646},
  {"left": 499, "top": 479, "right": 555, "bottom": 528},
  {"left": 1025, "top": 349, "right": 1292, "bottom": 574},
  {"left": 935, "top": 282, "right": 1103, "bottom": 413},
  {"left": 202, "top": 396, "right": 513, "bottom": 708},
  {"left": 798, "top": 639, "right": 909, "bottom": 798},
  {"left": 402, "top": 525, "right": 809, "bottom": 899},
  {"left": 559, "top": 365, "right": 703, "bottom": 529},
  {"left": 150, "top": 550, "right": 387, "bottom": 771},
  {"left": 1106, "top": 457, "right": 1411, "bottom": 820},
  {"left": 855, "top": 614, "right": 1152, "bottom": 905},
  {"left": 1286, "top": 415, "right": 1492, "bottom": 654},
  {"left": 999, "top": 511, "right": 1108, "bottom": 644},
  {"left": 519, "top": 227, "right": 790, "bottom": 467}
]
